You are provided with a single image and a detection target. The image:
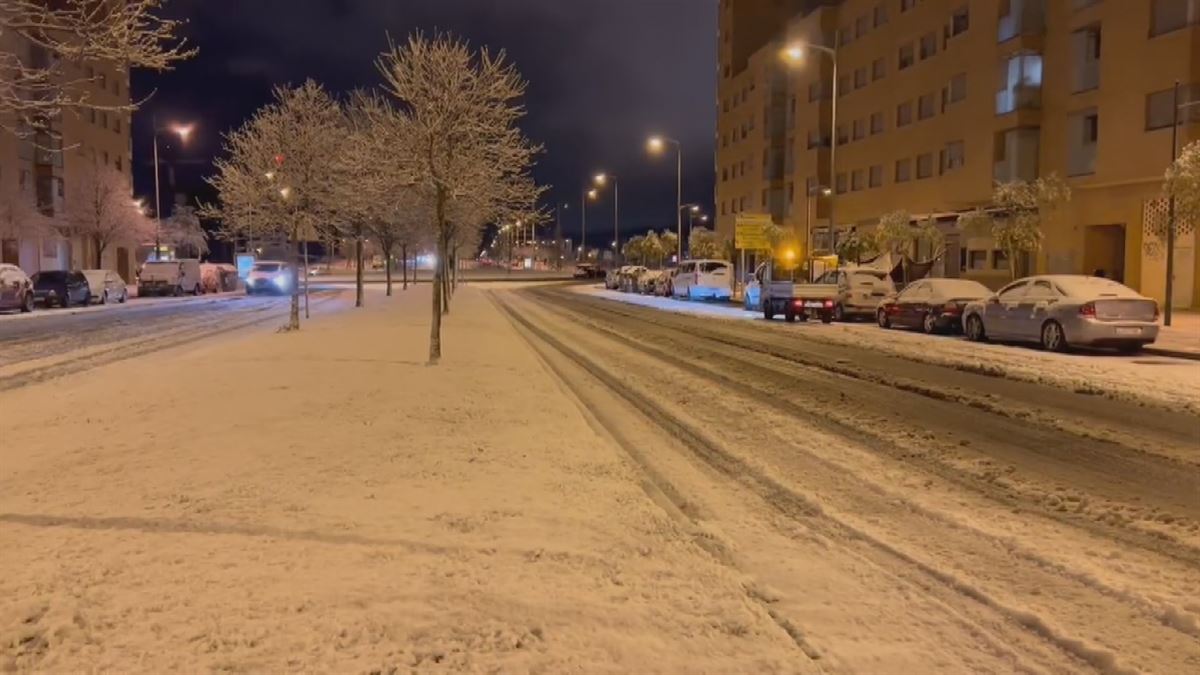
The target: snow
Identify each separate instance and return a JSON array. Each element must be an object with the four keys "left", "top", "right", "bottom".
[
  {"left": 0, "top": 285, "right": 812, "bottom": 673},
  {"left": 571, "top": 284, "right": 1200, "bottom": 414}
]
